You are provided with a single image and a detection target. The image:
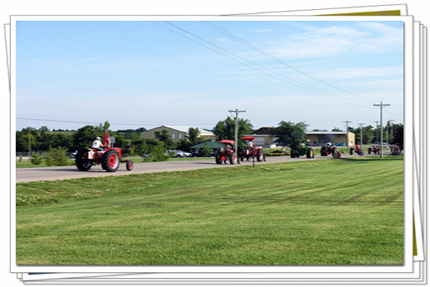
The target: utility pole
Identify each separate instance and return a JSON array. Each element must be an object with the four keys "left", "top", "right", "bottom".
[
  {"left": 373, "top": 102, "right": 390, "bottom": 158},
  {"left": 358, "top": 123, "right": 365, "bottom": 148},
  {"left": 342, "top": 120, "right": 352, "bottom": 149},
  {"left": 228, "top": 108, "right": 246, "bottom": 163},
  {"left": 28, "top": 126, "right": 31, "bottom": 161},
  {"left": 374, "top": 121, "right": 380, "bottom": 144}
]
